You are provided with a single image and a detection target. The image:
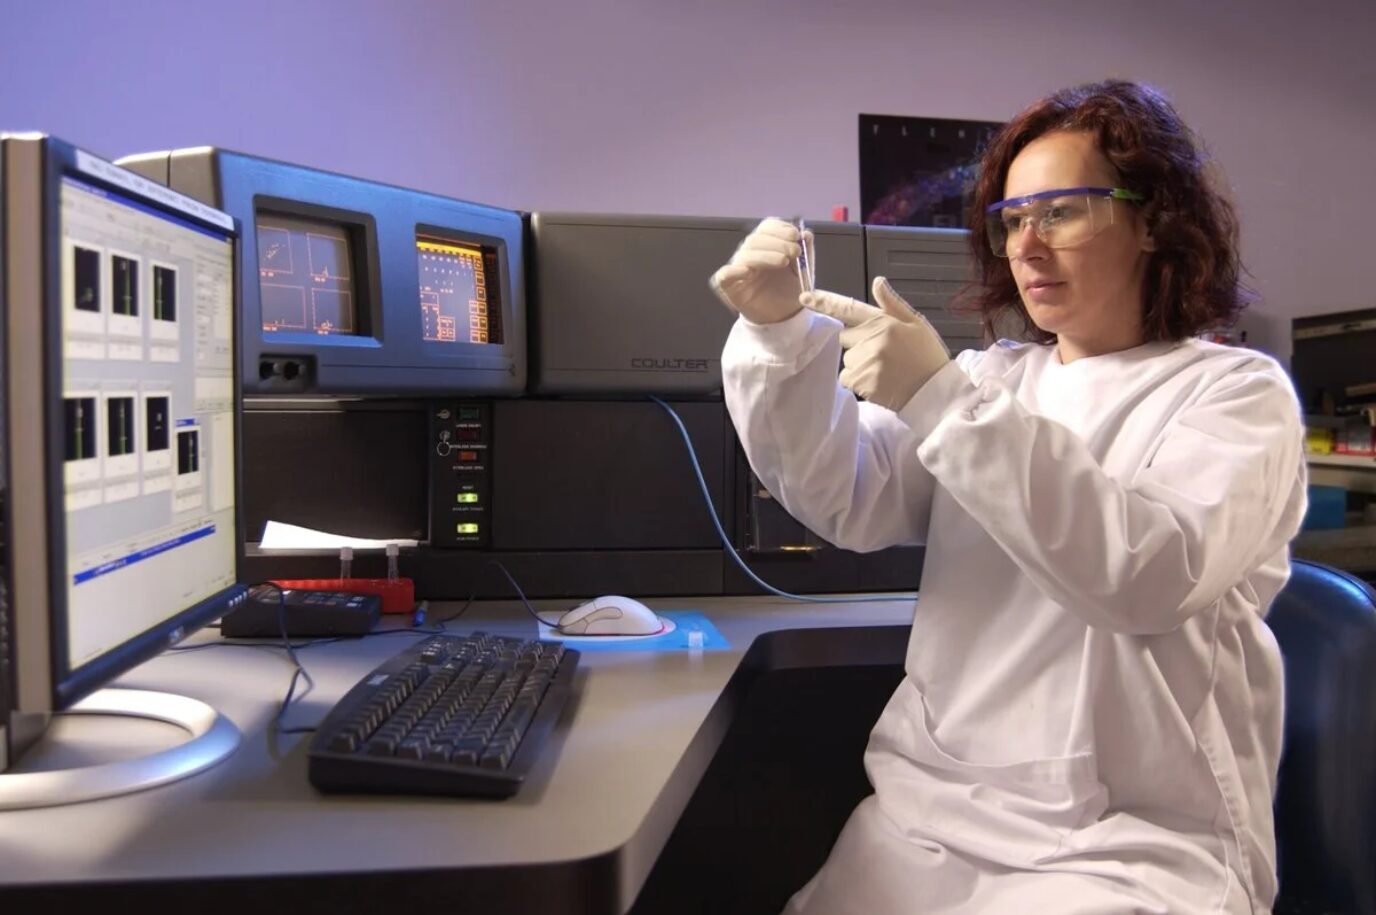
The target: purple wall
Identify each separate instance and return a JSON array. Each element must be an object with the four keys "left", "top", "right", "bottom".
[{"left": 3, "top": 0, "right": 1372, "bottom": 359}]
